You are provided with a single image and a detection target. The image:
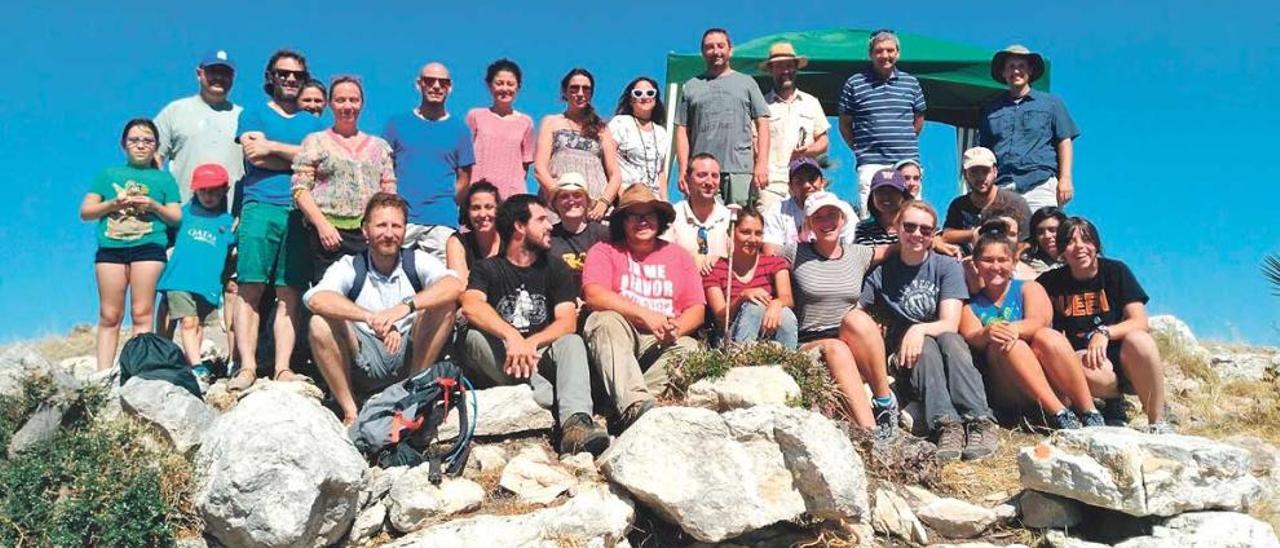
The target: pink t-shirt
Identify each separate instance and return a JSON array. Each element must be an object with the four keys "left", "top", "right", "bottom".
[
  {"left": 465, "top": 107, "right": 534, "bottom": 199},
  {"left": 582, "top": 240, "right": 707, "bottom": 317}
]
